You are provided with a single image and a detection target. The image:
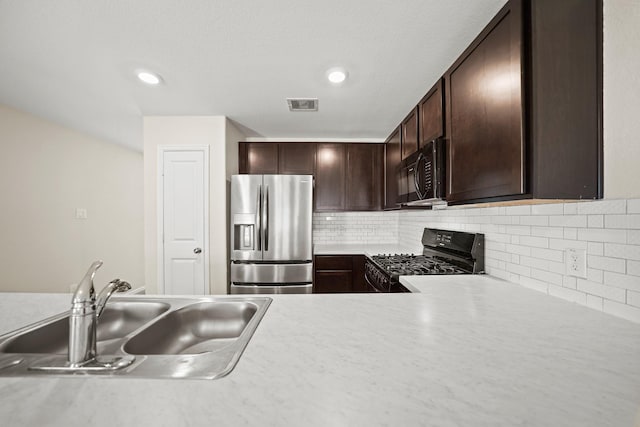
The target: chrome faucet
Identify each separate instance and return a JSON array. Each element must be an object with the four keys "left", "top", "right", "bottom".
[{"left": 69, "top": 261, "right": 131, "bottom": 367}]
